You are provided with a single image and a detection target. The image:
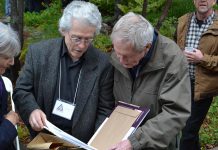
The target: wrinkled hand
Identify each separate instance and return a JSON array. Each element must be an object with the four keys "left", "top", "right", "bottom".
[
  {"left": 29, "top": 109, "right": 46, "bottom": 131},
  {"left": 108, "top": 140, "right": 133, "bottom": 150},
  {"left": 5, "top": 111, "right": 19, "bottom": 126},
  {"left": 184, "top": 48, "right": 203, "bottom": 63}
]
